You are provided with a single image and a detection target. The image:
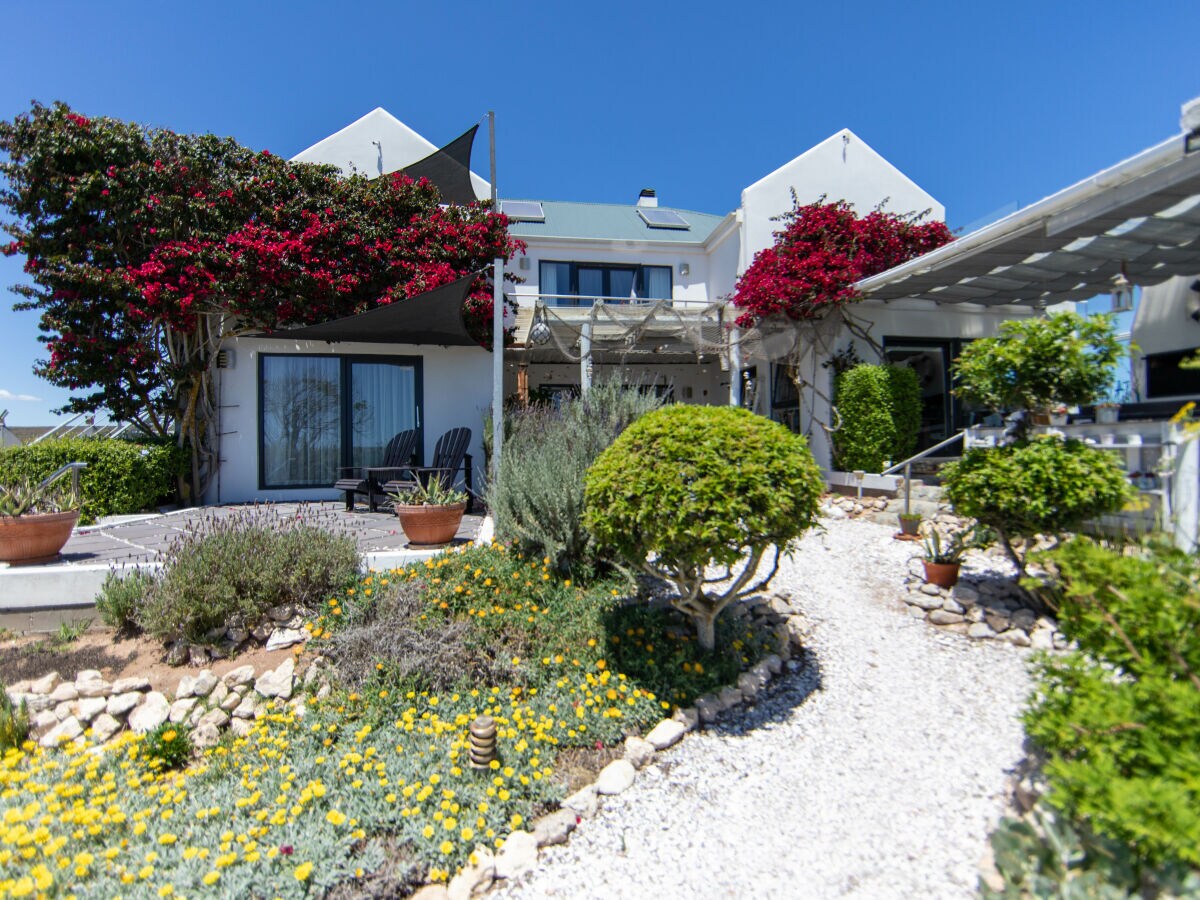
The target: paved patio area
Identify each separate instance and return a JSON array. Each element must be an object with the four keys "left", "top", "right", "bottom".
[
  {"left": 1, "top": 503, "right": 486, "bottom": 619},
  {"left": 59, "top": 502, "right": 484, "bottom": 566}
]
